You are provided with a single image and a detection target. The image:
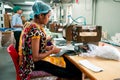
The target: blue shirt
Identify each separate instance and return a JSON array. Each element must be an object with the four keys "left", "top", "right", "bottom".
[{"left": 11, "top": 13, "right": 23, "bottom": 31}]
